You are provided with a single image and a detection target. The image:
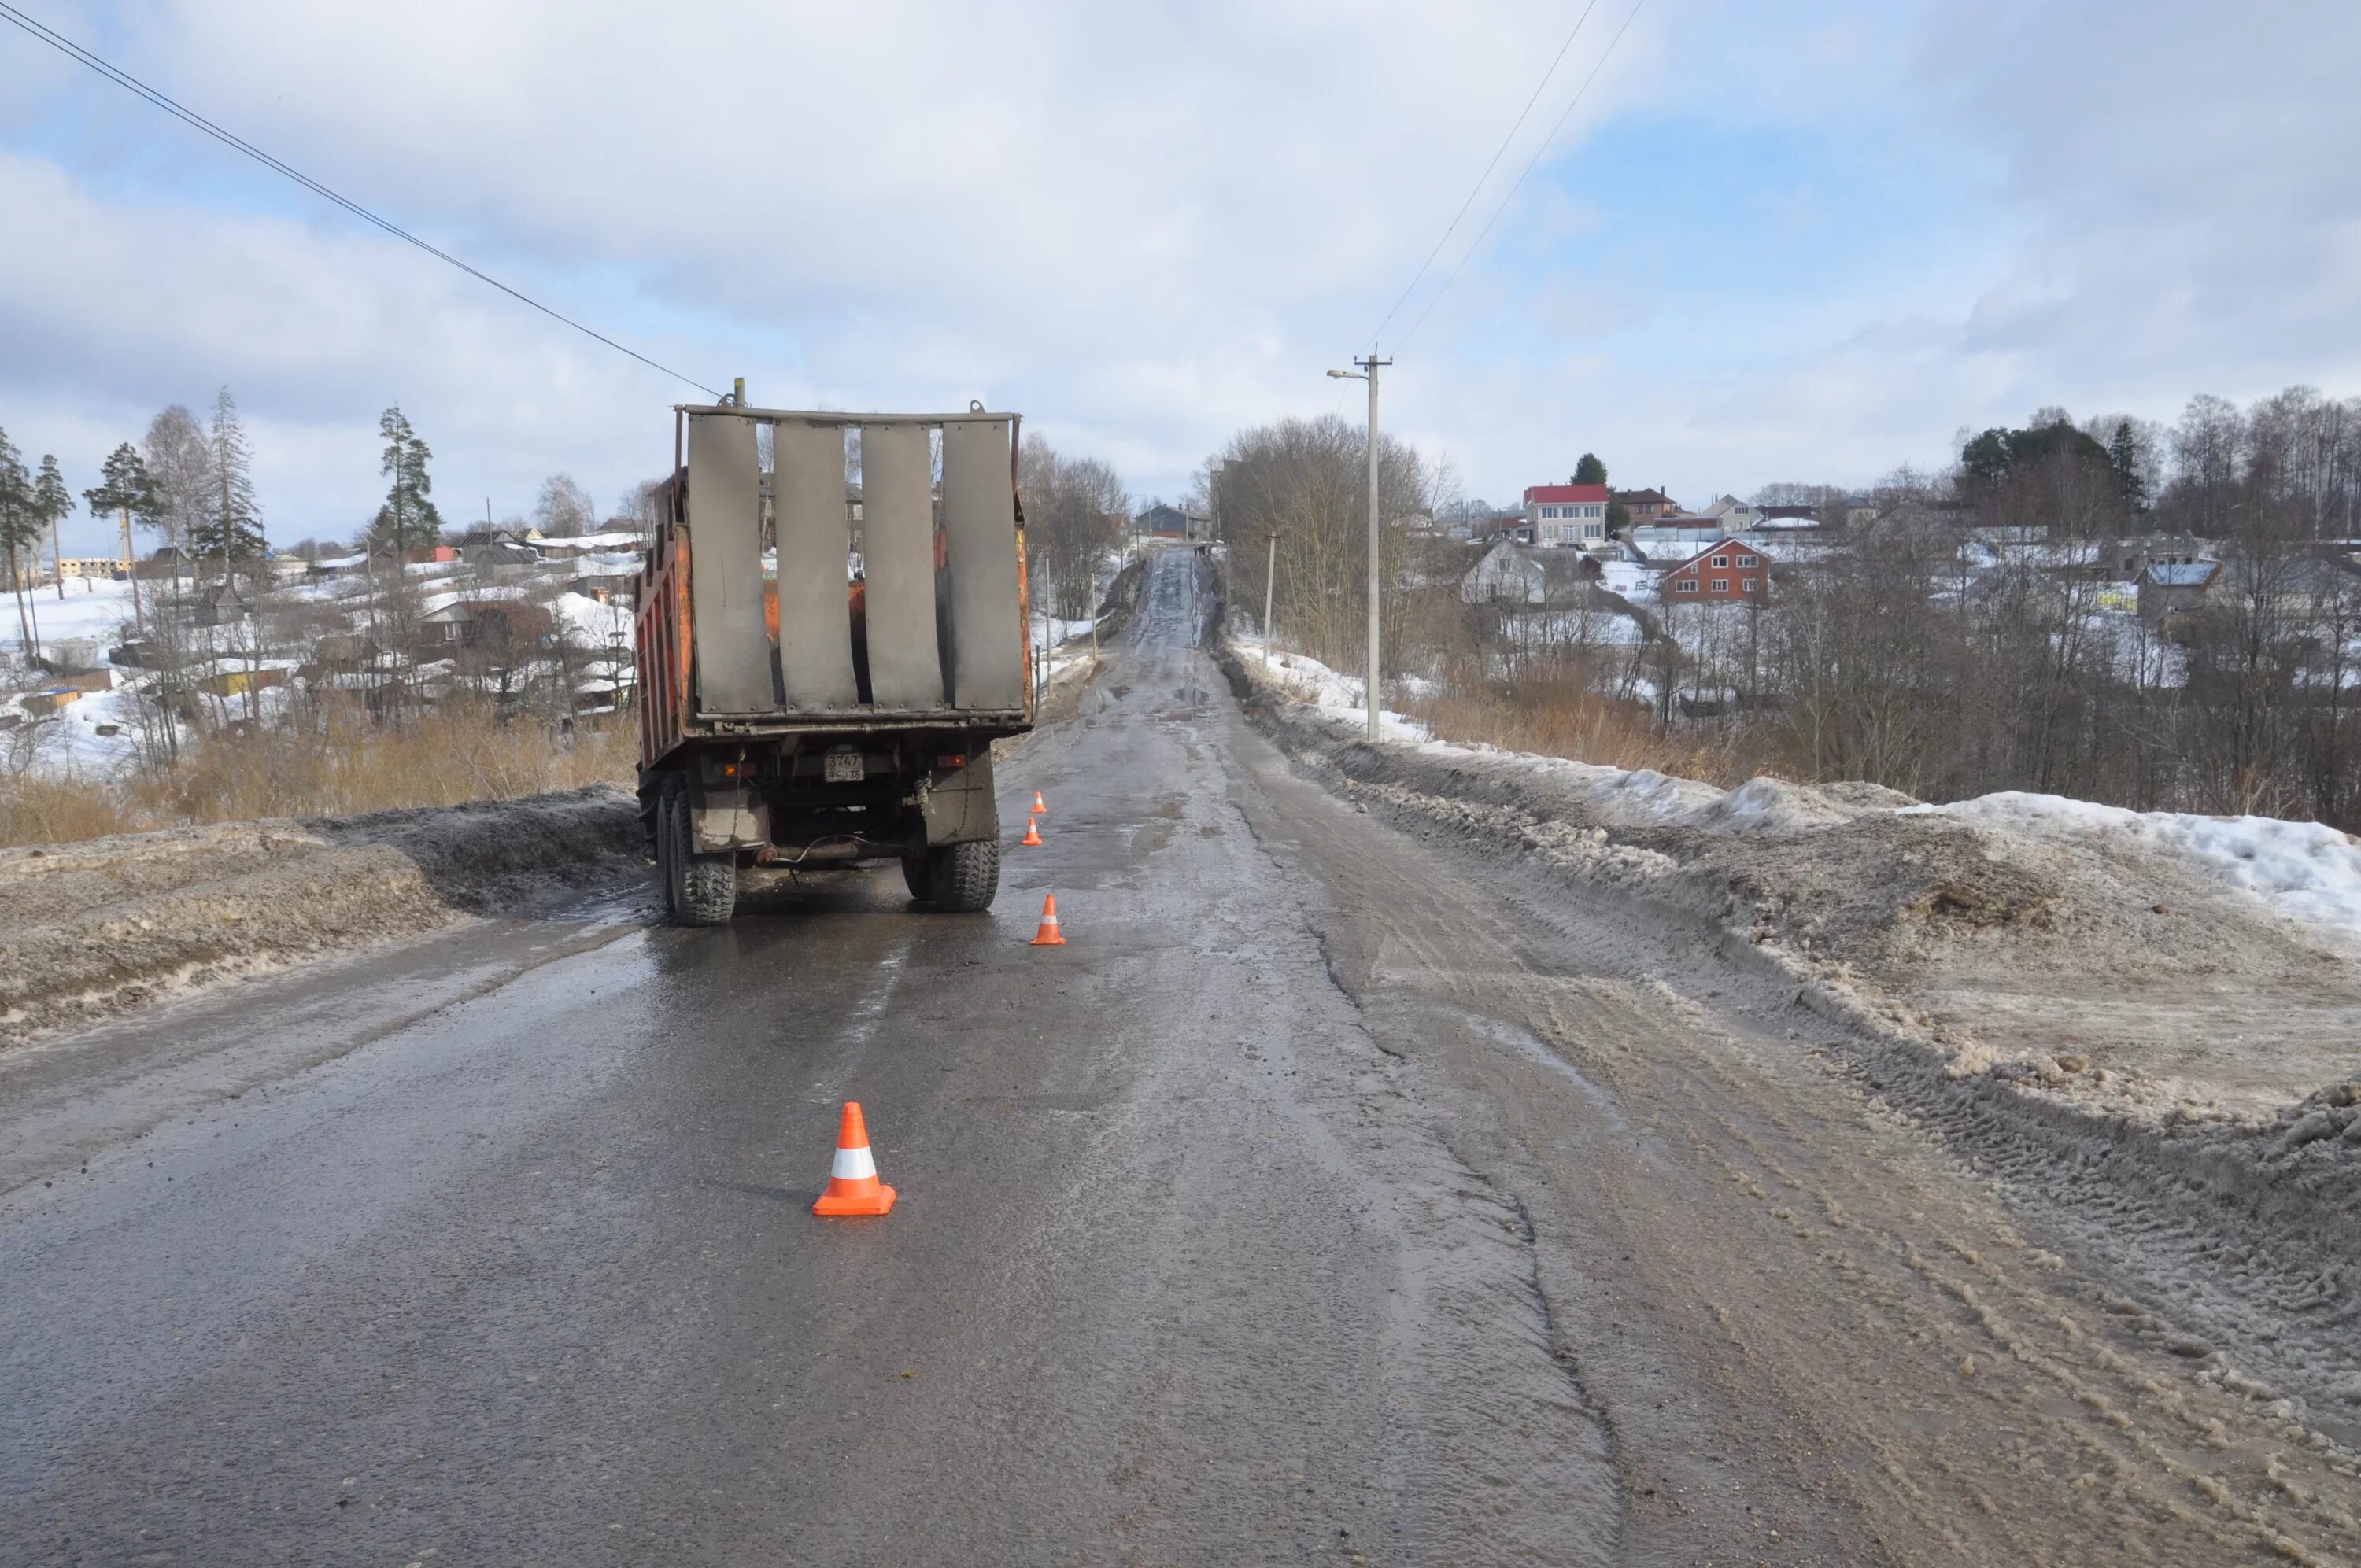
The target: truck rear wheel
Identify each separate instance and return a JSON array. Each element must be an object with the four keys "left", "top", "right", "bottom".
[
  {"left": 900, "top": 854, "right": 935, "bottom": 903},
  {"left": 660, "top": 779, "right": 738, "bottom": 926},
  {"left": 922, "top": 838, "right": 999, "bottom": 913}
]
